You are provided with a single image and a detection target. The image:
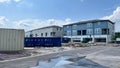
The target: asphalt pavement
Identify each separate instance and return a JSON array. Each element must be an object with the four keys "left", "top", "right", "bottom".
[{"left": 0, "top": 46, "right": 120, "bottom": 68}]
